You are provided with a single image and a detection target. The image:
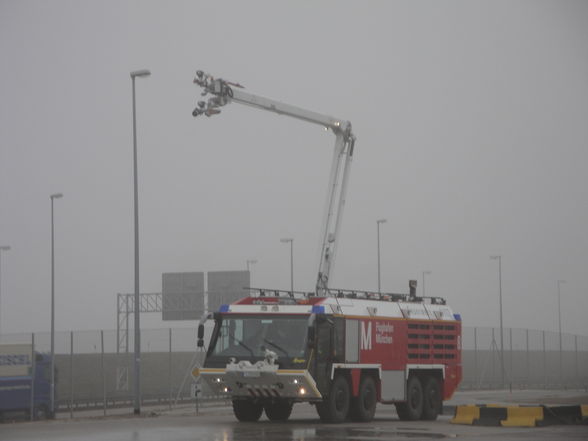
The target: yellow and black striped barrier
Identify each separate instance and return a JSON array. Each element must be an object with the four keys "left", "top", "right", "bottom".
[{"left": 451, "top": 404, "right": 588, "bottom": 427}]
